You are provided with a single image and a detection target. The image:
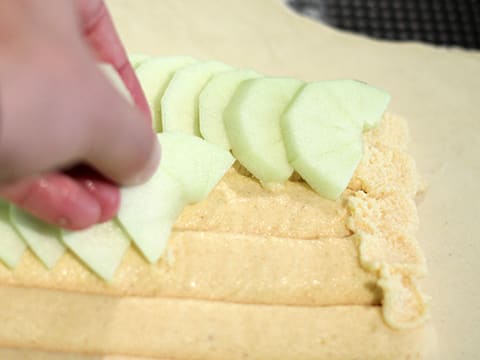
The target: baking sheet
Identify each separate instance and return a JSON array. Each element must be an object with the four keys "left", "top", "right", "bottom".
[{"left": 106, "top": 0, "right": 480, "bottom": 358}]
